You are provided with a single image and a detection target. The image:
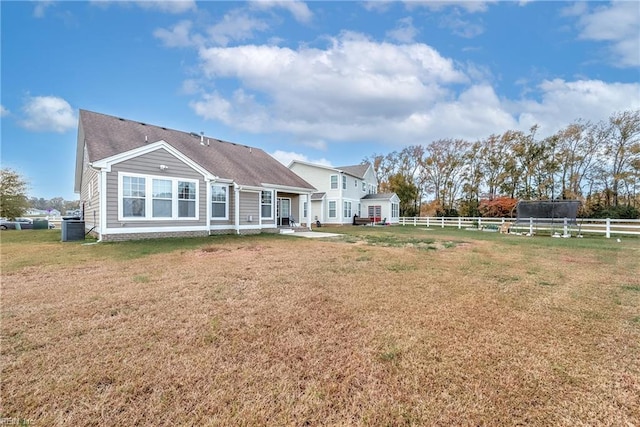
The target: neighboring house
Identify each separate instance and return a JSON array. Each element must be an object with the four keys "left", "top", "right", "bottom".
[
  {"left": 74, "top": 110, "right": 316, "bottom": 241},
  {"left": 288, "top": 161, "right": 400, "bottom": 225},
  {"left": 26, "top": 208, "right": 61, "bottom": 217}
]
